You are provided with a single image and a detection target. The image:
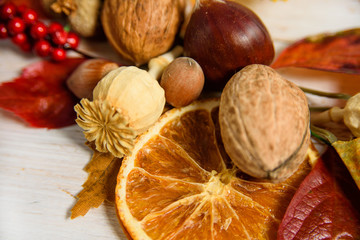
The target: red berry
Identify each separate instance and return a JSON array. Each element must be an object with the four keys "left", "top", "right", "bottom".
[
  {"left": 22, "top": 9, "right": 38, "bottom": 25},
  {"left": 51, "top": 48, "right": 66, "bottom": 61},
  {"left": 48, "top": 22, "right": 63, "bottom": 35},
  {"left": 16, "top": 5, "right": 27, "bottom": 15},
  {"left": 30, "top": 21, "right": 47, "bottom": 39},
  {"left": 0, "top": 2, "right": 17, "bottom": 20},
  {"left": 7, "top": 17, "right": 25, "bottom": 35},
  {"left": 0, "top": 23, "right": 7, "bottom": 38},
  {"left": 19, "top": 41, "right": 32, "bottom": 52},
  {"left": 11, "top": 32, "right": 27, "bottom": 45},
  {"left": 66, "top": 32, "right": 79, "bottom": 49},
  {"left": 51, "top": 29, "right": 67, "bottom": 46},
  {"left": 34, "top": 39, "right": 51, "bottom": 57}
]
